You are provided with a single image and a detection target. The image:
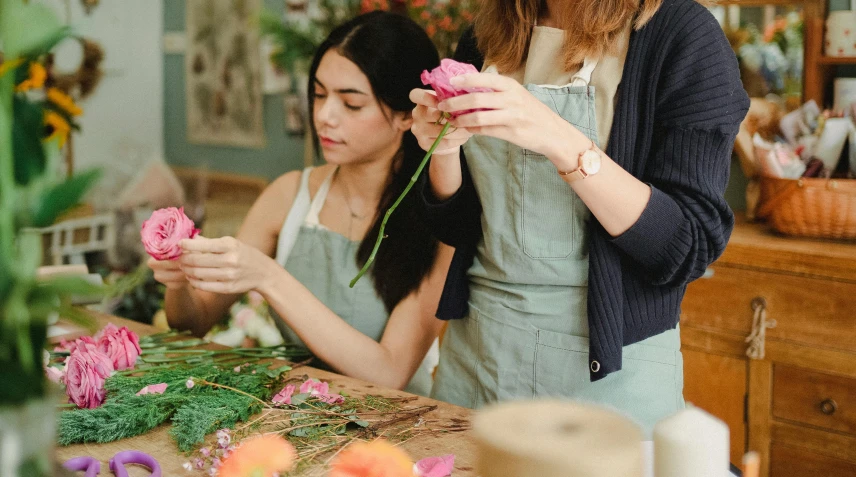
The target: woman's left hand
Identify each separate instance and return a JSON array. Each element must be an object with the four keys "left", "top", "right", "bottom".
[
  {"left": 437, "top": 73, "right": 577, "bottom": 161},
  {"left": 177, "top": 236, "right": 277, "bottom": 295}
]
